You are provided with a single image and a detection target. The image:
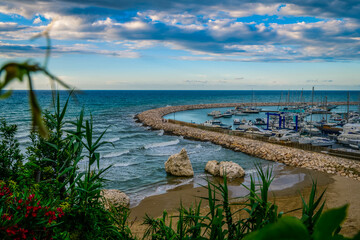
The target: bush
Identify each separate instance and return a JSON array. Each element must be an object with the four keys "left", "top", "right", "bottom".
[{"left": 0, "top": 182, "right": 64, "bottom": 240}]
